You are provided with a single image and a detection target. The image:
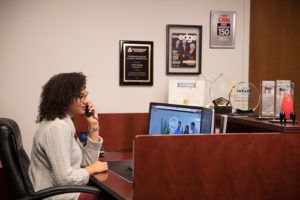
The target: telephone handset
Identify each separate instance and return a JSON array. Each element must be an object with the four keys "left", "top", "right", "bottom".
[{"left": 85, "top": 104, "right": 94, "bottom": 117}]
